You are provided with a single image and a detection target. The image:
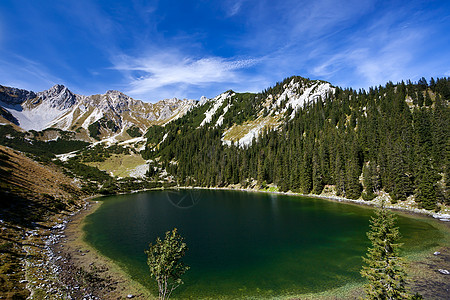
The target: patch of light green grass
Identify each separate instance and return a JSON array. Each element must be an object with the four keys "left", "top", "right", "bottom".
[{"left": 86, "top": 153, "right": 146, "bottom": 177}]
